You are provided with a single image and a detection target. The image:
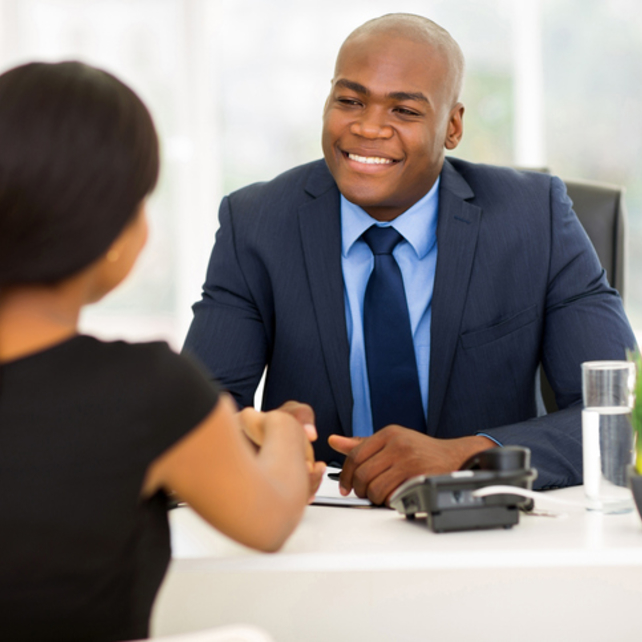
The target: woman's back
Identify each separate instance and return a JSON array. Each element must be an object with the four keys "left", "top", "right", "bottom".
[
  {"left": 0, "top": 336, "right": 219, "bottom": 641},
  {"left": 0, "top": 60, "right": 317, "bottom": 640}
]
